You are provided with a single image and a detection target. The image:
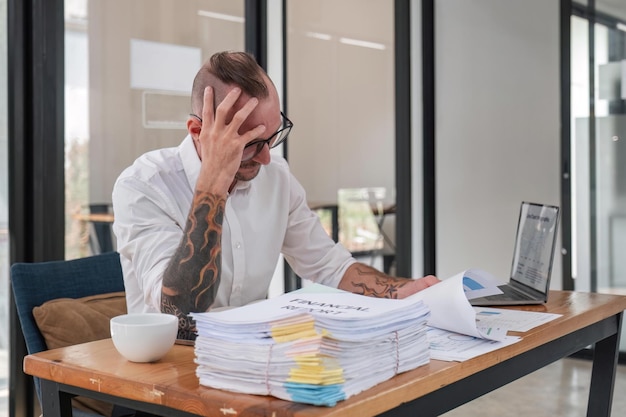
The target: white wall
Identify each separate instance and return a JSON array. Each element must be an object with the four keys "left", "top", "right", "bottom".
[{"left": 433, "top": 0, "right": 562, "bottom": 287}]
